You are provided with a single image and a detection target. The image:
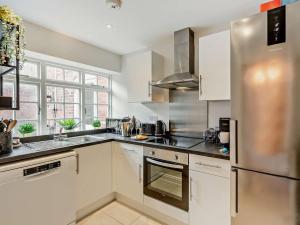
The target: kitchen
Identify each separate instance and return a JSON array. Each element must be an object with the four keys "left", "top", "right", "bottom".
[{"left": 0, "top": 0, "right": 298, "bottom": 225}]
